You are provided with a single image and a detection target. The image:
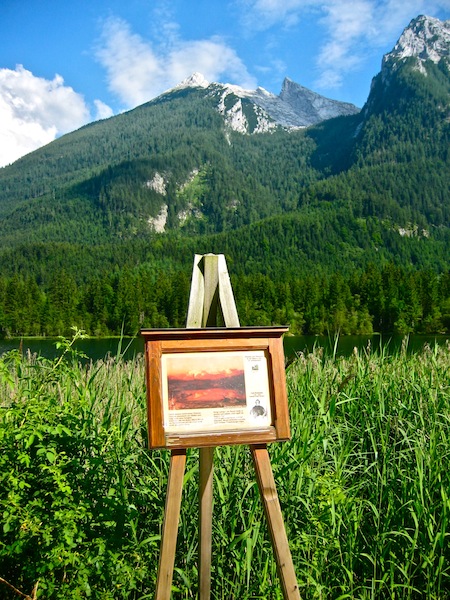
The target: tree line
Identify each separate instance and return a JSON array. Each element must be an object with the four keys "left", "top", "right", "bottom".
[{"left": 1, "top": 264, "right": 448, "bottom": 338}]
